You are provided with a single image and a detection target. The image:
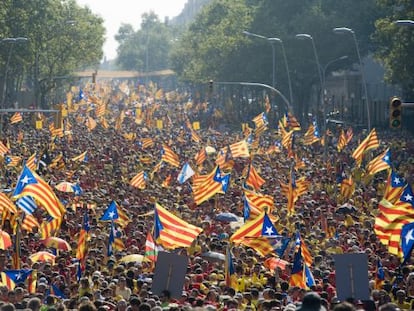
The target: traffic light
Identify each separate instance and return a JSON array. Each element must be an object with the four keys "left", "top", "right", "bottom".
[{"left": 389, "top": 96, "right": 402, "bottom": 129}]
